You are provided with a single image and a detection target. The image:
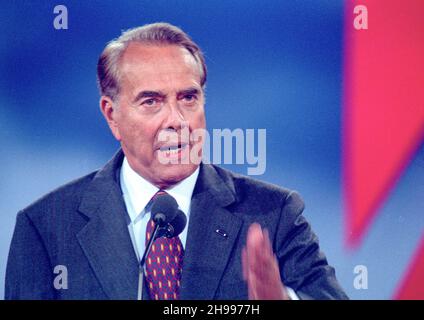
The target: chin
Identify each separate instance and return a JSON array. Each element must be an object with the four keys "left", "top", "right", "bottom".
[{"left": 157, "top": 164, "right": 198, "bottom": 186}]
